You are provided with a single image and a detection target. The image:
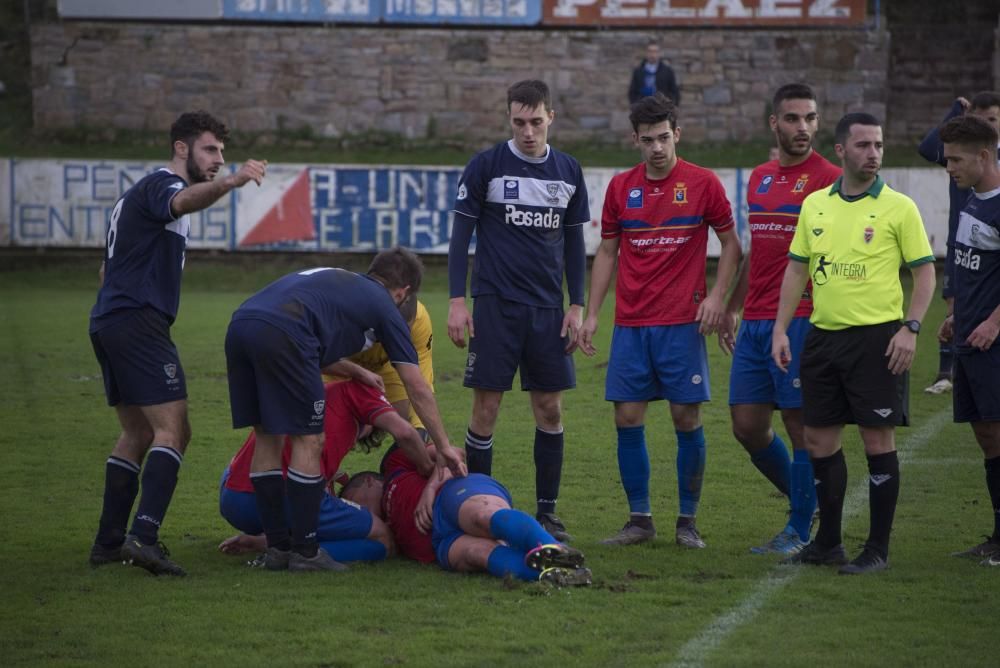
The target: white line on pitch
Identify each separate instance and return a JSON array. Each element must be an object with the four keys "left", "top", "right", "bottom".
[{"left": 667, "top": 409, "right": 952, "bottom": 668}]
